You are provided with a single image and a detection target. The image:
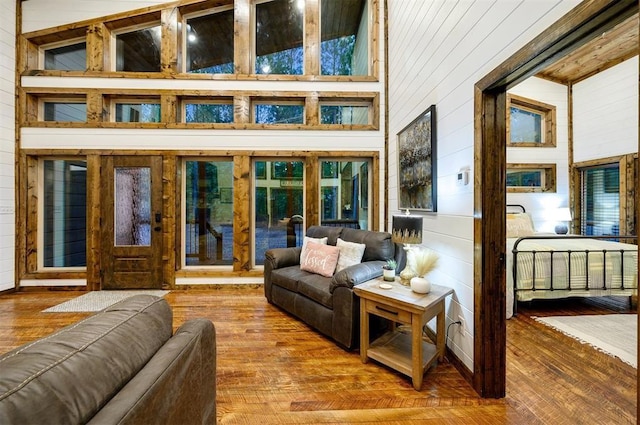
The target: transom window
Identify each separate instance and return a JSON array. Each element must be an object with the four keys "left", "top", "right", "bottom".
[
  {"left": 506, "top": 163, "right": 556, "bottom": 193},
  {"left": 42, "top": 98, "right": 87, "bottom": 122},
  {"left": 43, "top": 40, "right": 86, "bottom": 70},
  {"left": 255, "top": 0, "right": 304, "bottom": 75},
  {"left": 507, "top": 94, "right": 556, "bottom": 147},
  {"left": 114, "top": 24, "right": 162, "bottom": 72},
  {"left": 253, "top": 101, "right": 304, "bottom": 124},
  {"left": 185, "top": 8, "right": 234, "bottom": 73},
  {"left": 321, "top": 0, "right": 369, "bottom": 76},
  {"left": 114, "top": 100, "right": 161, "bottom": 123},
  {"left": 183, "top": 99, "right": 234, "bottom": 123},
  {"left": 320, "top": 102, "right": 370, "bottom": 125}
]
